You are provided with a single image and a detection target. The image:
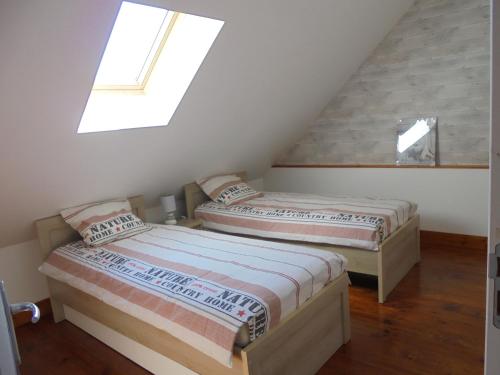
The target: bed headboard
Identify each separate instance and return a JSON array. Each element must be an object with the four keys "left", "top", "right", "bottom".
[
  {"left": 35, "top": 195, "right": 146, "bottom": 260},
  {"left": 184, "top": 171, "right": 247, "bottom": 219}
]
